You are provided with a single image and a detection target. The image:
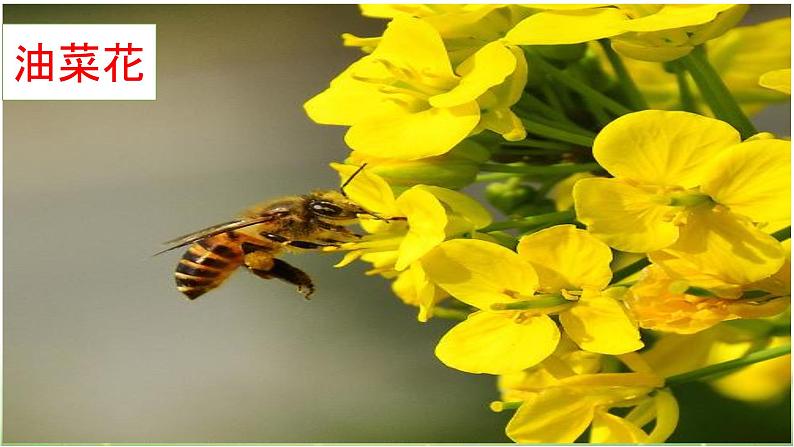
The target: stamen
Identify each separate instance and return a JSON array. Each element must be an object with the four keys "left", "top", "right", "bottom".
[
  {"left": 669, "top": 191, "right": 715, "bottom": 208},
  {"left": 490, "top": 401, "right": 523, "bottom": 412},
  {"left": 493, "top": 293, "right": 573, "bottom": 310}
]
